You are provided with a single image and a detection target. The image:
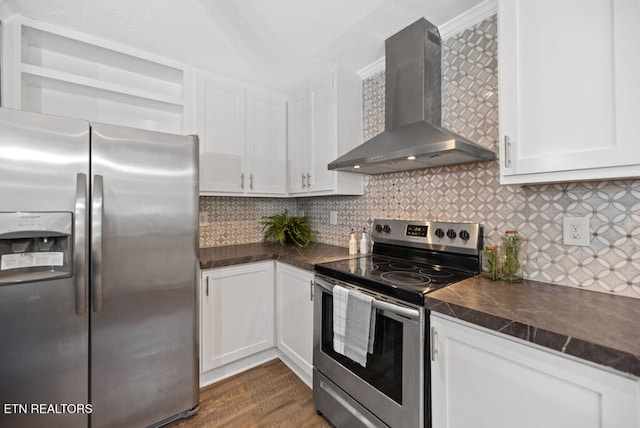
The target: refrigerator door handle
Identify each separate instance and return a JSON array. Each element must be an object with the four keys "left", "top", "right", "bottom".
[
  {"left": 74, "top": 173, "right": 88, "bottom": 315},
  {"left": 92, "top": 174, "right": 104, "bottom": 313}
]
